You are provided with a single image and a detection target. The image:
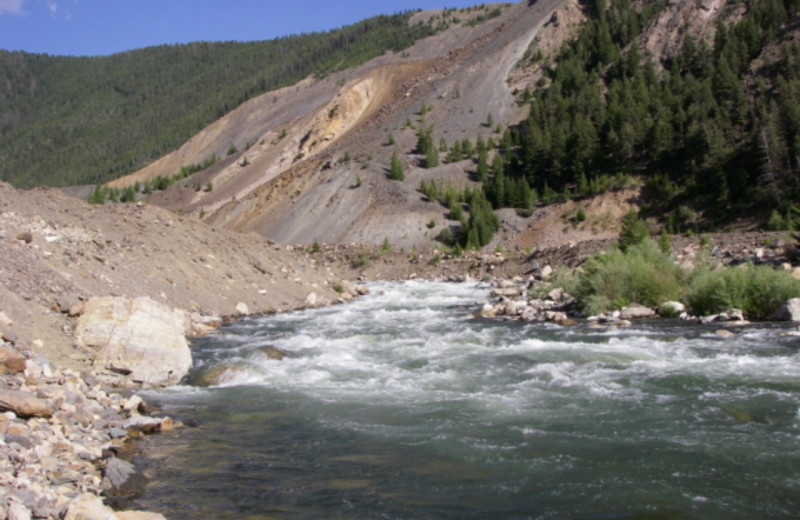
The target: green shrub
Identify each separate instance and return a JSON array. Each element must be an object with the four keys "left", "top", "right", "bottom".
[
  {"left": 576, "top": 239, "right": 685, "bottom": 315},
  {"left": 659, "top": 229, "right": 671, "bottom": 254},
  {"left": 352, "top": 251, "right": 371, "bottom": 269},
  {"left": 686, "top": 263, "right": 800, "bottom": 320},
  {"left": 618, "top": 209, "right": 649, "bottom": 252},
  {"left": 389, "top": 152, "right": 405, "bottom": 181},
  {"left": 766, "top": 209, "right": 787, "bottom": 231},
  {"left": 529, "top": 266, "right": 580, "bottom": 299}
]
